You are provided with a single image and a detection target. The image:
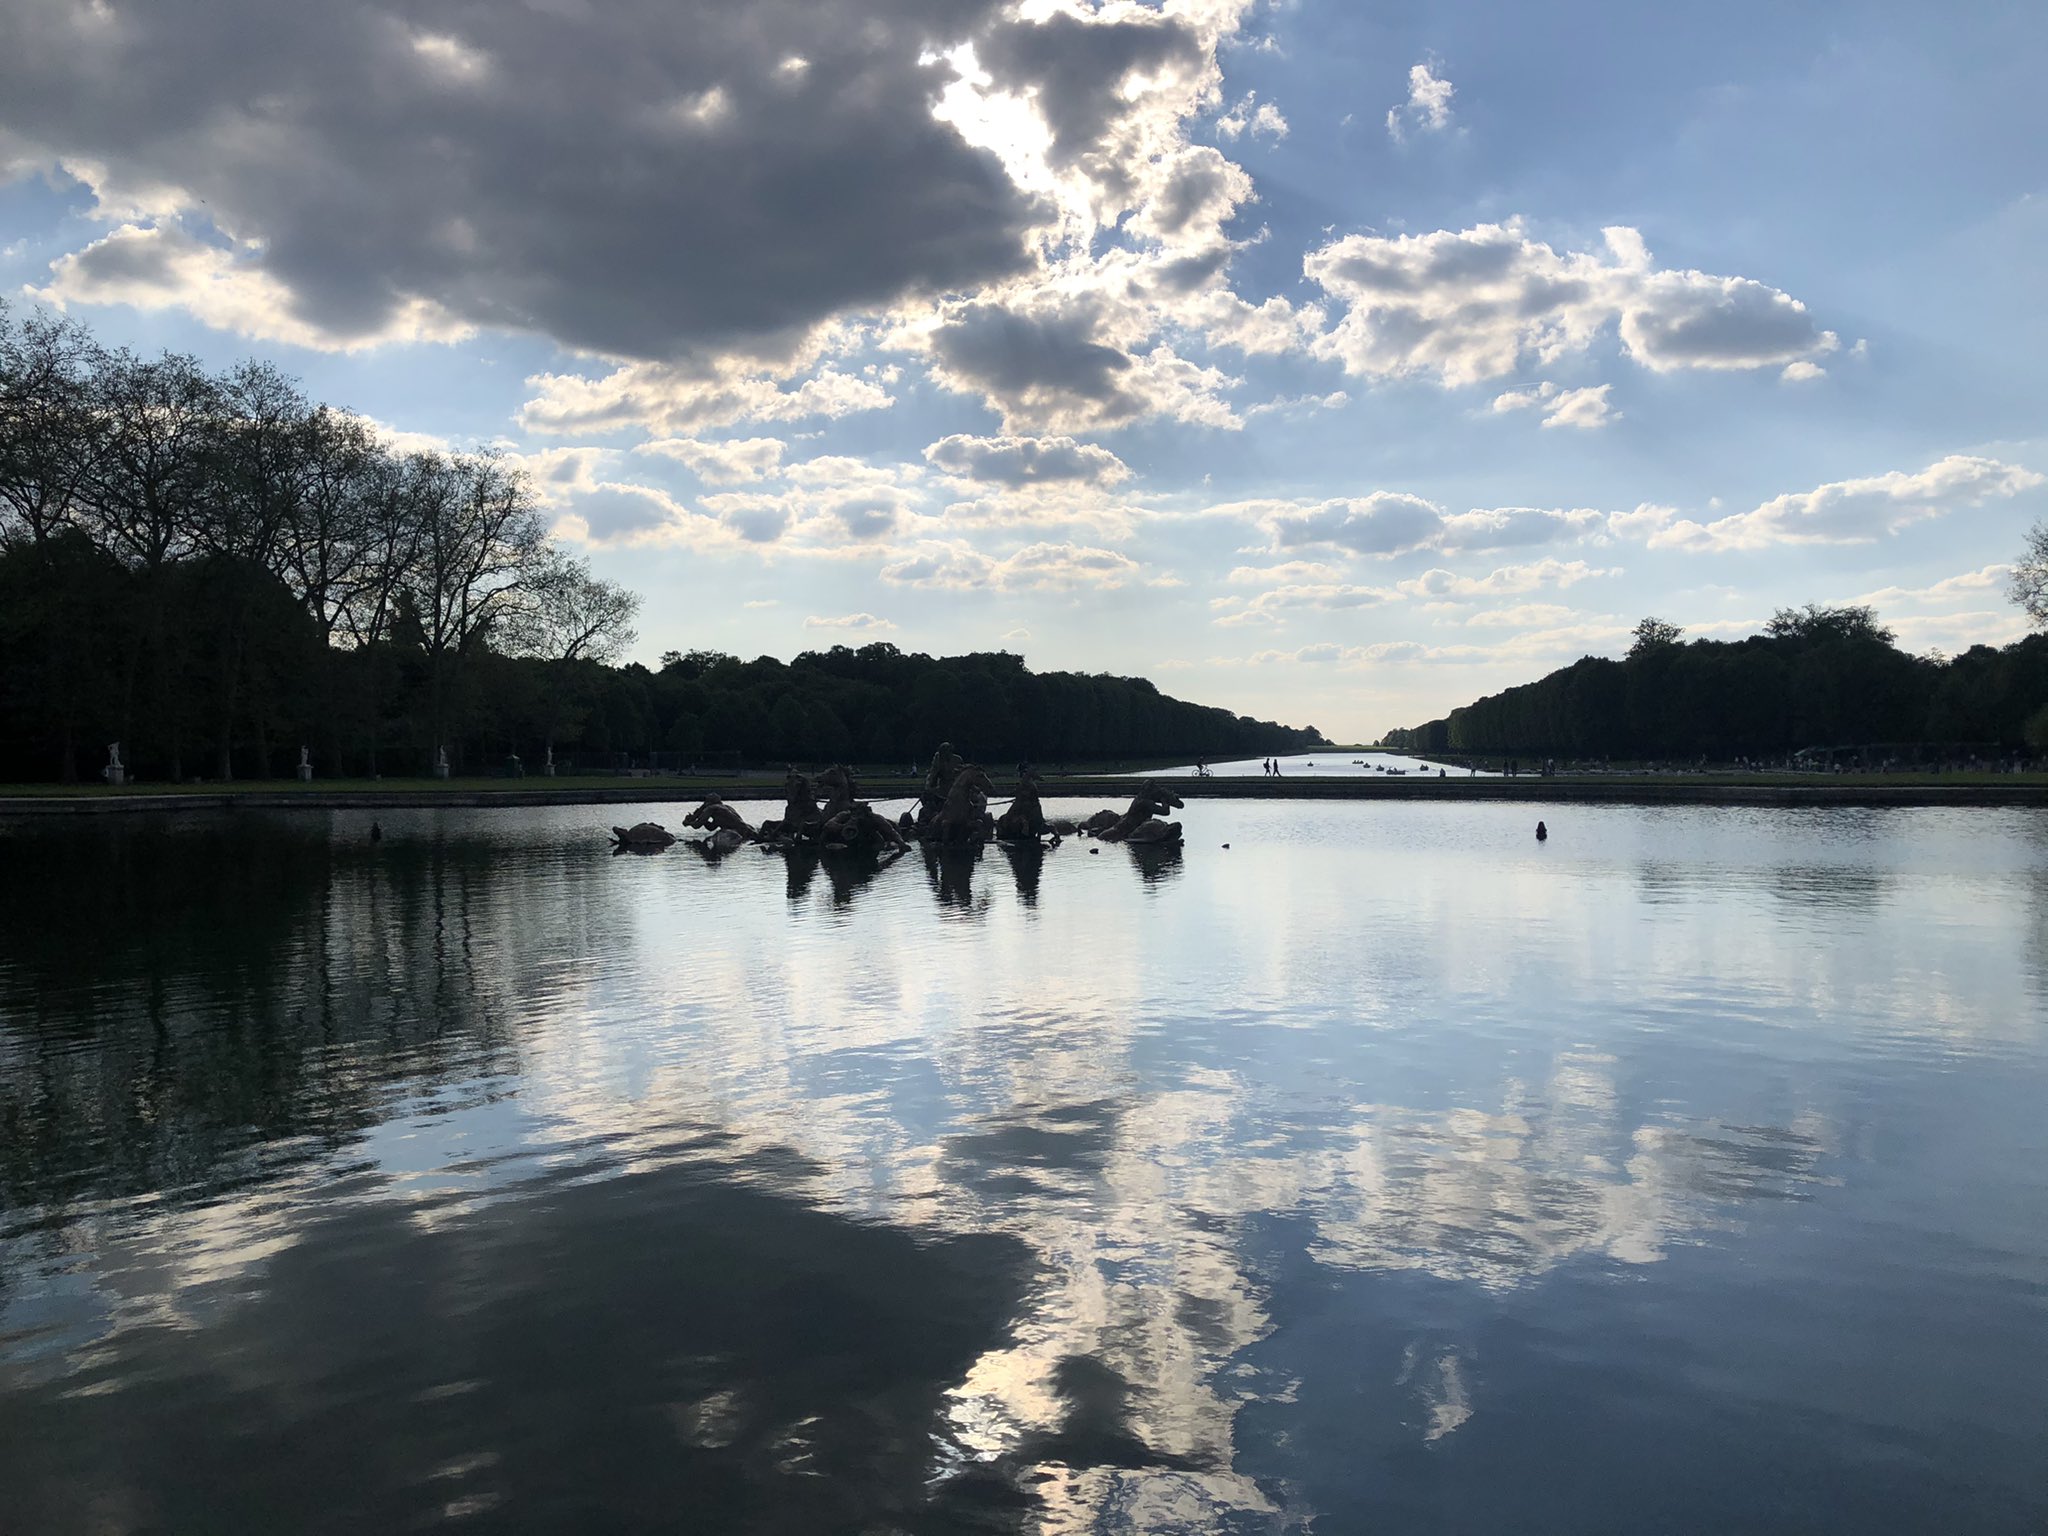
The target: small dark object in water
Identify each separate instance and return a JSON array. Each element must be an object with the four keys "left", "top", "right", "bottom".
[
  {"left": 1222, "top": 843, "right": 1230, "bottom": 849},
  {"left": 1536, "top": 820, "right": 1548, "bottom": 841},
  {"left": 370, "top": 821, "right": 382, "bottom": 842},
  {"left": 1090, "top": 847, "right": 1100, "bottom": 854}
]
